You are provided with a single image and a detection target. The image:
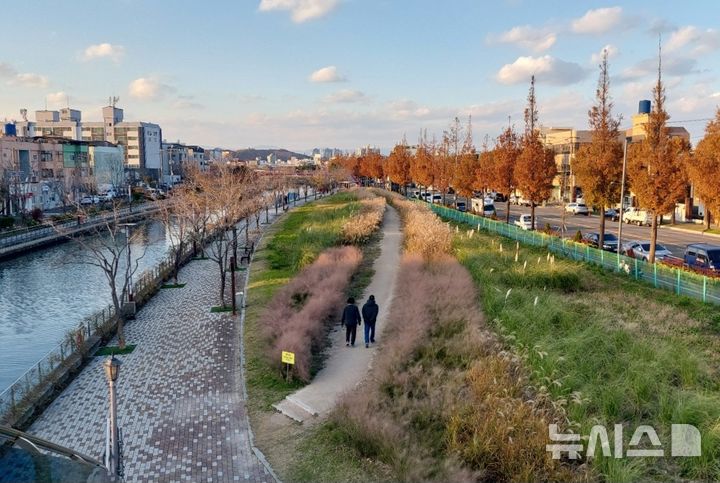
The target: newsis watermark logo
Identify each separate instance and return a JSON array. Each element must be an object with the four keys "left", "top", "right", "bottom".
[{"left": 546, "top": 424, "right": 701, "bottom": 460}]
